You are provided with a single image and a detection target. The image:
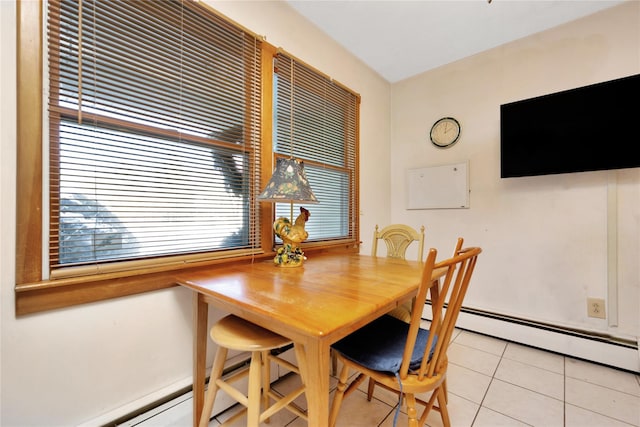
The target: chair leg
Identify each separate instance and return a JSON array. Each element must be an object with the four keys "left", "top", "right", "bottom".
[
  {"left": 261, "top": 350, "right": 271, "bottom": 423},
  {"left": 366, "top": 377, "right": 375, "bottom": 401},
  {"left": 436, "top": 387, "right": 451, "bottom": 427},
  {"left": 293, "top": 343, "right": 307, "bottom": 387},
  {"left": 406, "top": 393, "right": 419, "bottom": 427},
  {"left": 199, "top": 346, "right": 228, "bottom": 427},
  {"left": 331, "top": 350, "right": 338, "bottom": 375},
  {"left": 328, "top": 363, "right": 350, "bottom": 427},
  {"left": 418, "top": 386, "right": 443, "bottom": 427},
  {"left": 246, "top": 351, "right": 263, "bottom": 427}
]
